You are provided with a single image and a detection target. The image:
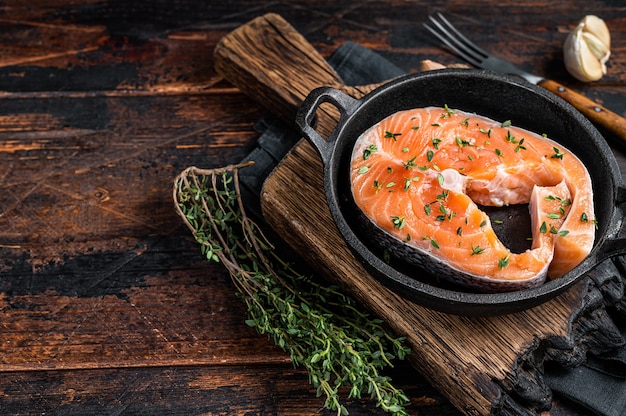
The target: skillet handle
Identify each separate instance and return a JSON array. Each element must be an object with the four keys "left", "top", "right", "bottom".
[
  {"left": 594, "top": 185, "right": 626, "bottom": 262},
  {"left": 296, "top": 87, "right": 360, "bottom": 165}
]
